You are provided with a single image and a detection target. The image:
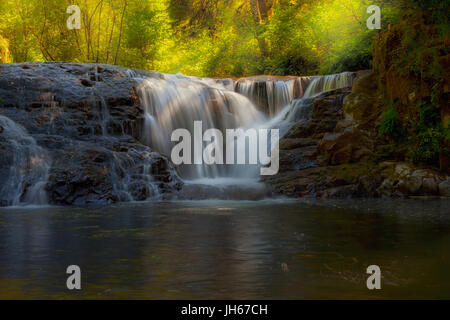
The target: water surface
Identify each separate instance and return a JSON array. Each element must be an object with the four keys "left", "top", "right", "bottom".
[{"left": 0, "top": 199, "right": 449, "bottom": 299}]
